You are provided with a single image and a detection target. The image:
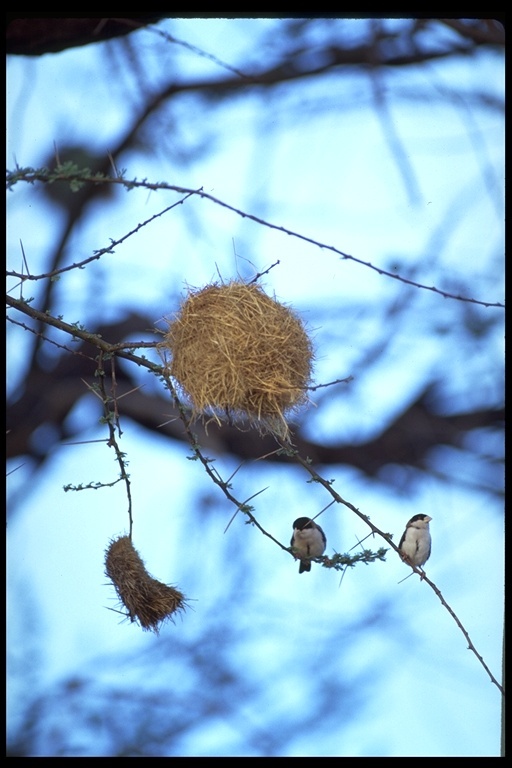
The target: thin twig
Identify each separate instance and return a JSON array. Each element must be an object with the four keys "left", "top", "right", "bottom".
[
  {"left": 7, "top": 188, "right": 201, "bottom": 289},
  {"left": 6, "top": 170, "right": 504, "bottom": 309},
  {"left": 6, "top": 295, "right": 162, "bottom": 374},
  {"left": 94, "top": 352, "right": 134, "bottom": 538}
]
